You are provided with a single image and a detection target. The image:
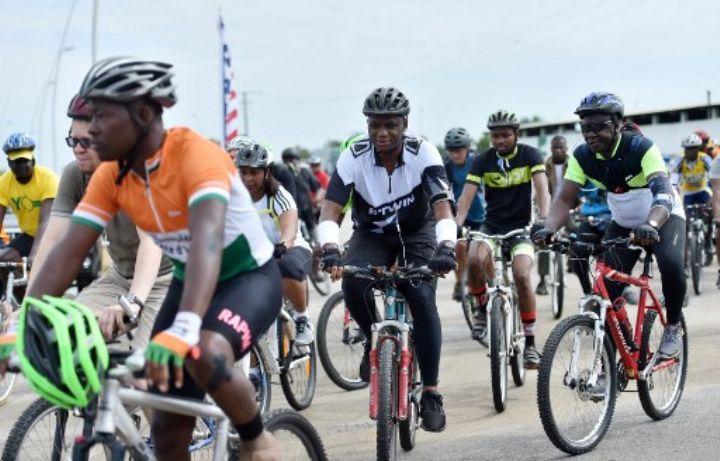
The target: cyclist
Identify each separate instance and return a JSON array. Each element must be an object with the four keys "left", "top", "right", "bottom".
[
  {"left": 282, "top": 147, "right": 320, "bottom": 242},
  {"left": 455, "top": 110, "right": 550, "bottom": 368},
  {"left": 534, "top": 91, "right": 686, "bottom": 359},
  {"left": 695, "top": 129, "right": 715, "bottom": 158},
  {"left": 227, "top": 136, "right": 297, "bottom": 198},
  {"left": 671, "top": 133, "right": 714, "bottom": 266},
  {"left": 0, "top": 57, "right": 282, "bottom": 460},
  {"left": 235, "top": 140, "right": 314, "bottom": 345},
  {"left": 308, "top": 156, "right": 328, "bottom": 221},
  {"left": 443, "top": 127, "right": 485, "bottom": 301},
  {"left": 536, "top": 135, "right": 570, "bottom": 296},
  {"left": 31, "top": 94, "right": 173, "bottom": 348},
  {"left": 0, "top": 133, "right": 59, "bottom": 265},
  {"left": 319, "top": 87, "right": 456, "bottom": 432}
]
